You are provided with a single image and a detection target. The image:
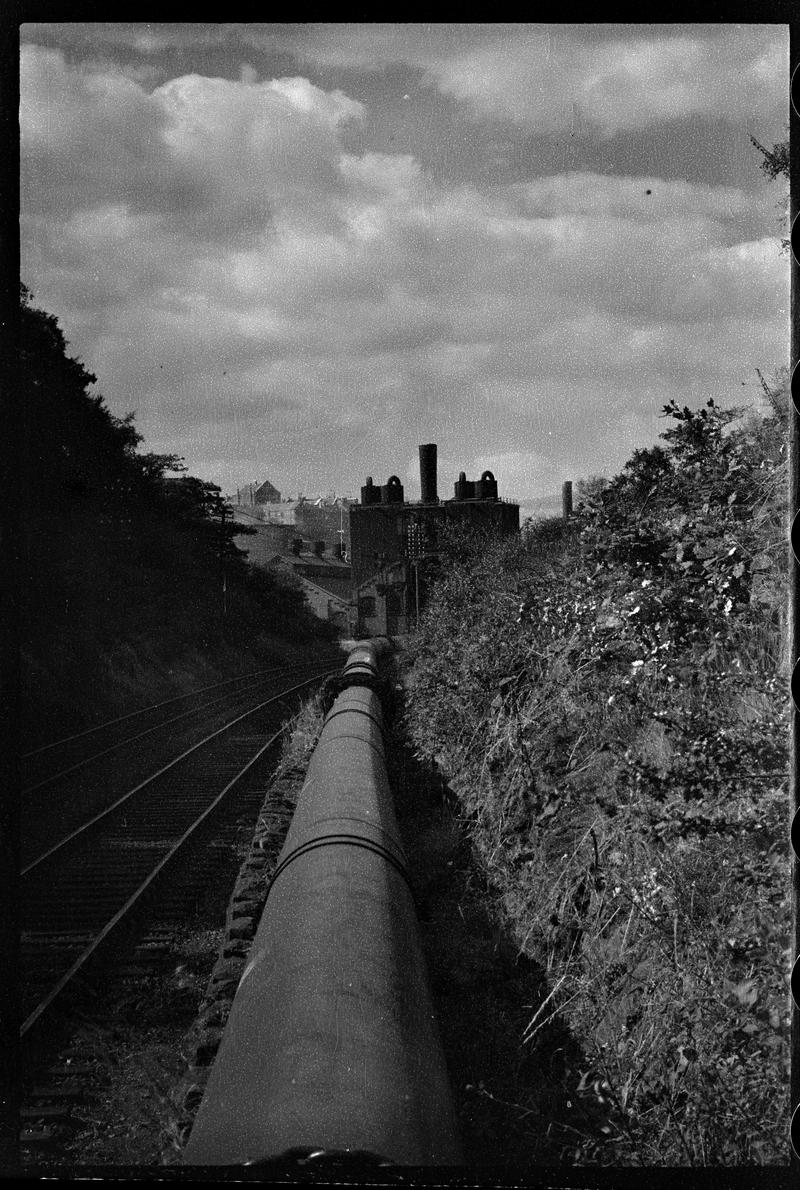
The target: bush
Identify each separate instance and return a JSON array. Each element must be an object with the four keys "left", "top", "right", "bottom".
[{"left": 403, "top": 390, "right": 789, "bottom": 1165}]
